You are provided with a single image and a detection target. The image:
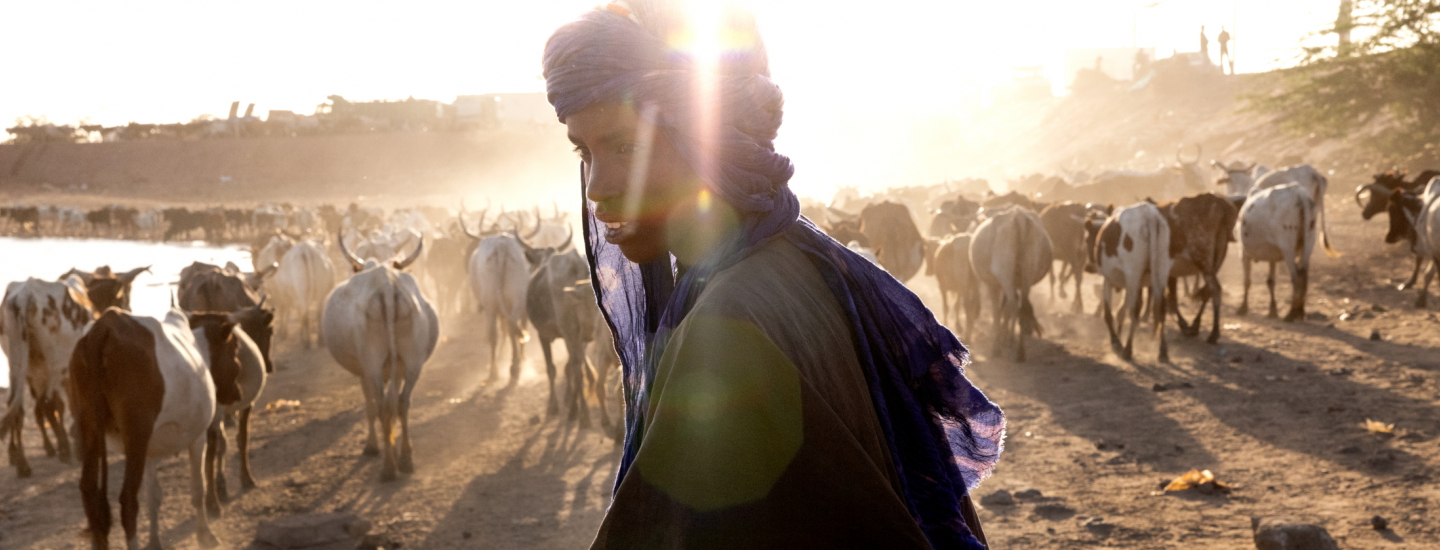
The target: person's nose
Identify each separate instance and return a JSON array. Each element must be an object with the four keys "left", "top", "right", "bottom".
[{"left": 585, "top": 159, "right": 623, "bottom": 205}]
